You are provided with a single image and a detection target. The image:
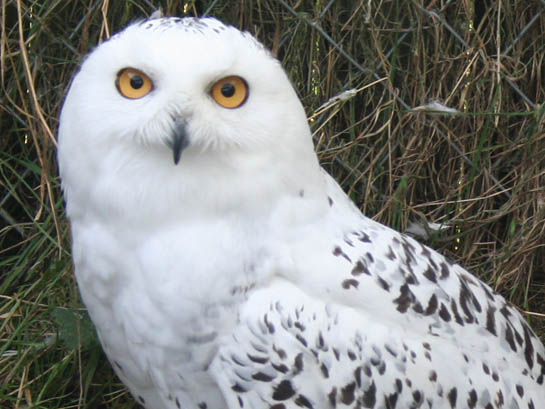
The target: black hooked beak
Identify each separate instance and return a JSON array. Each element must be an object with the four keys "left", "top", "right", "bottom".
[{"left": 169, "top": 120, "right": 189, "bottom": 165}]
